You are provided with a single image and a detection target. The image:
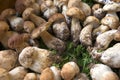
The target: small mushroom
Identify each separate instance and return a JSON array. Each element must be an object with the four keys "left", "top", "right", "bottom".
[
  {"left": 9, "top": 66, "right": 28, "bottom": 80},
  {"left": 100, "top": 43, "right": 120, "bottom": 68},
  {"left": 80, "top": 16, "right": 100, "bottom": 46},
  {"left": 24, "top": 73, "right": 38, "bottom": 80},
  {"left": 90, "top": 64, "right": 119, "bottom": 80},
  {"left": 31, "top": 22, "right": 66, "bottom": 52},
  {"left": 19, "top": 46, "right": 53, "bottom": 73},
  {"left": 0, "top": 67, "right": 10, "bottom": 80},
  {"left": 40, "top": 66, "right": 61, "bottom": 80},
  {"left": 61, "top": 61, "right": 80, "bottom": 80},
  {"left": 49, "top": 13, "right": 70, "bottom": 40},
  {"left": 0, "top": 50, "right": 17, "bottom": 71},
  {"left": 22, "top": 8, "right": 46, "bottom": 26},
  {"left": 23, "top": 21, "right": 35, "bottom": 33},
  {"left": 92, "top": 4, "right": 102, "bottom": 13},
  {"left": 0, "top": 8, "right": 24, "bottom": 31},
  {"left": 95, "top": 30, "right": 117, "bottom": 50},
  {"left": 41, "top": 0, "right": 58, "bottom": 19}
]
